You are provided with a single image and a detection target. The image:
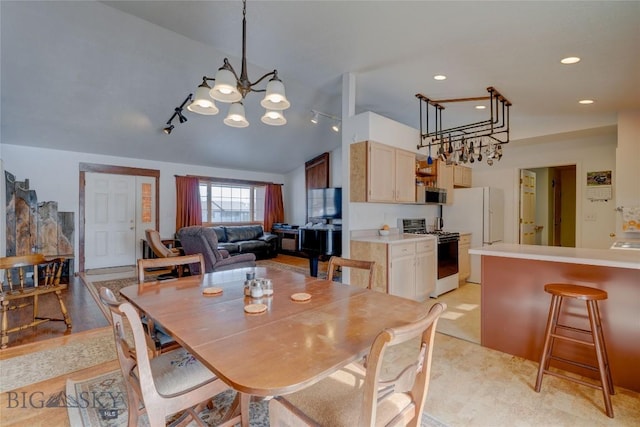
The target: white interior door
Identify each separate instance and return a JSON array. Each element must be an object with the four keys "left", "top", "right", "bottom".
[
  {"left": 519, "top": 170, "right": 536, "bottom": 245},
  {"left": 85, "top": 173, "right": 136, "bottom": 269}
]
